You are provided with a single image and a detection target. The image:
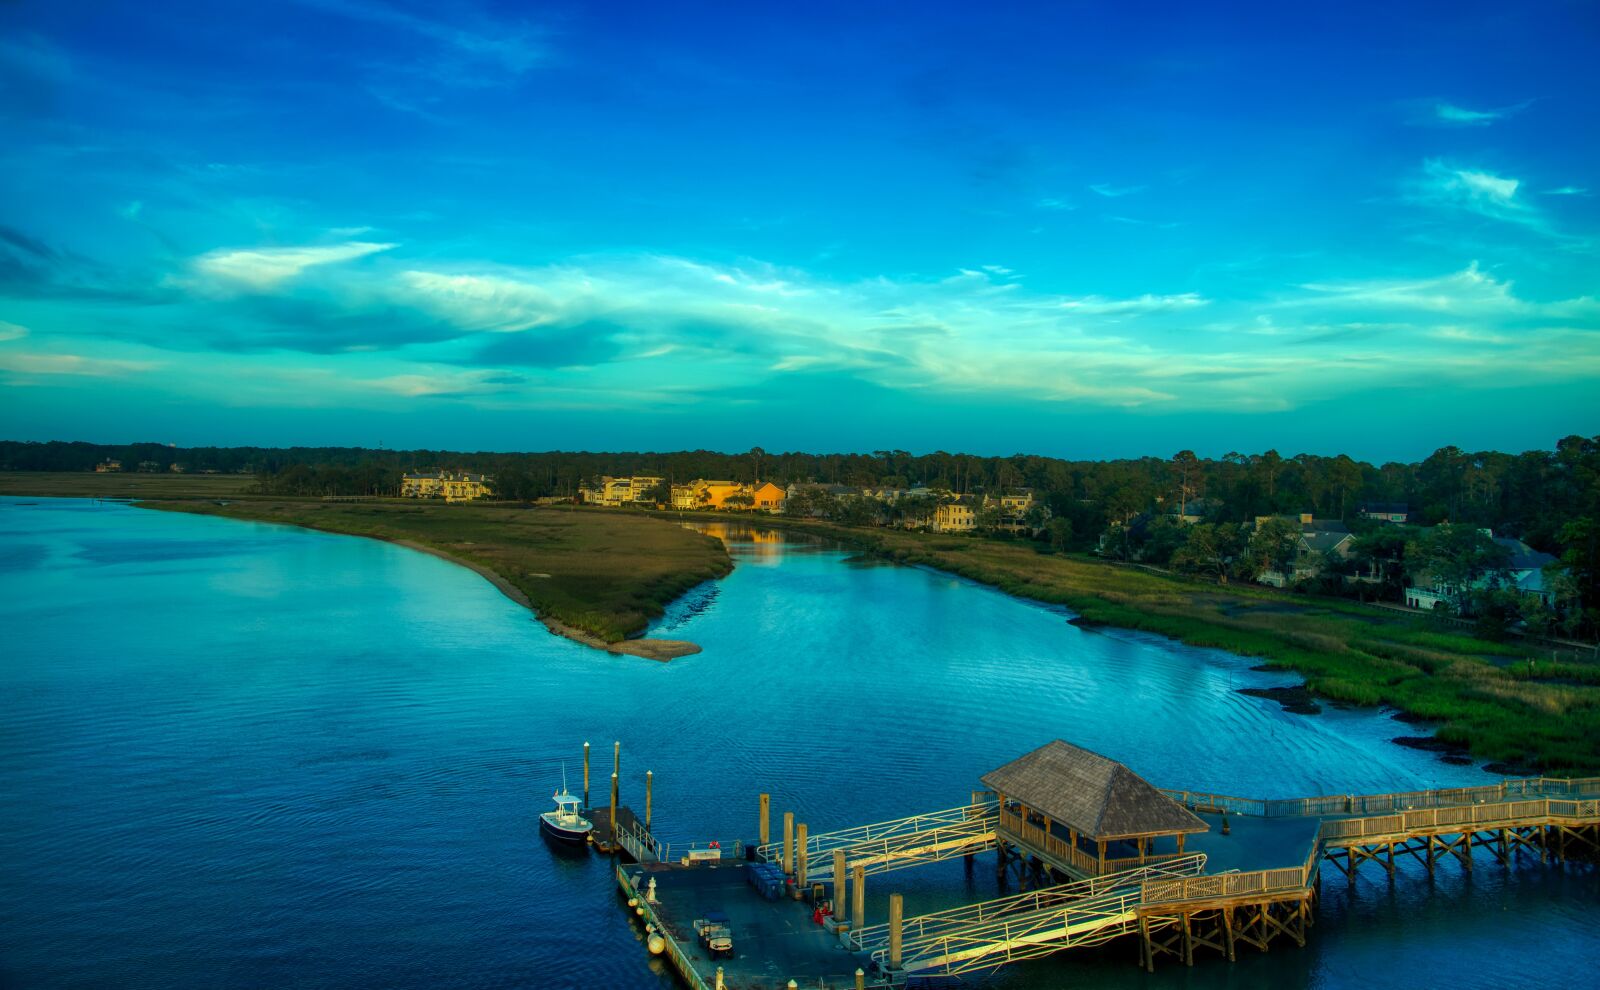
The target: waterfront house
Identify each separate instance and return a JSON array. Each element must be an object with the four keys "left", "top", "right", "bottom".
[
  {"left": 984, "top": 740, "right": 1207, "bottom": 877},
  {"left": 1254, "top": 514, "right": 1354, "bottom": 587},
  {"left": 1358, "top": 503, "right": 1410, "bottom": 524},
  {"left": 94, "top": 459, "right": 122, "bottom": 473},
  {"left": 932, "top": 496, "right": 978, "bottom": 533},
  {"left": 1405, "top": 535, "right": 1560, "bottom": 611},
  {"left": 750, "top": 481, "right": 787, "bottom": 513},
  {"left": 402, "top": 470, "right": 491, "bottom": 502}
]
